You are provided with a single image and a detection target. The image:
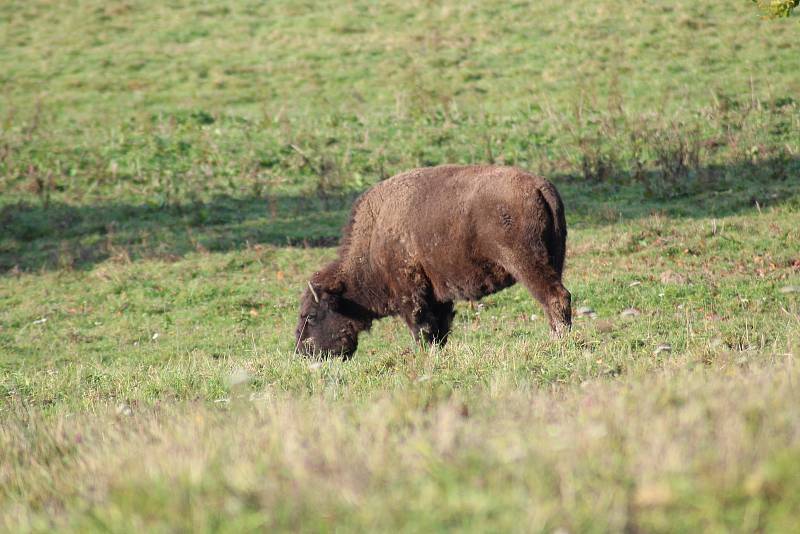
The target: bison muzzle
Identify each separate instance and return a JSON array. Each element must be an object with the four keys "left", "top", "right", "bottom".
[{"left": 296, "top": 165, "right": 571, "bottom": 358}]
